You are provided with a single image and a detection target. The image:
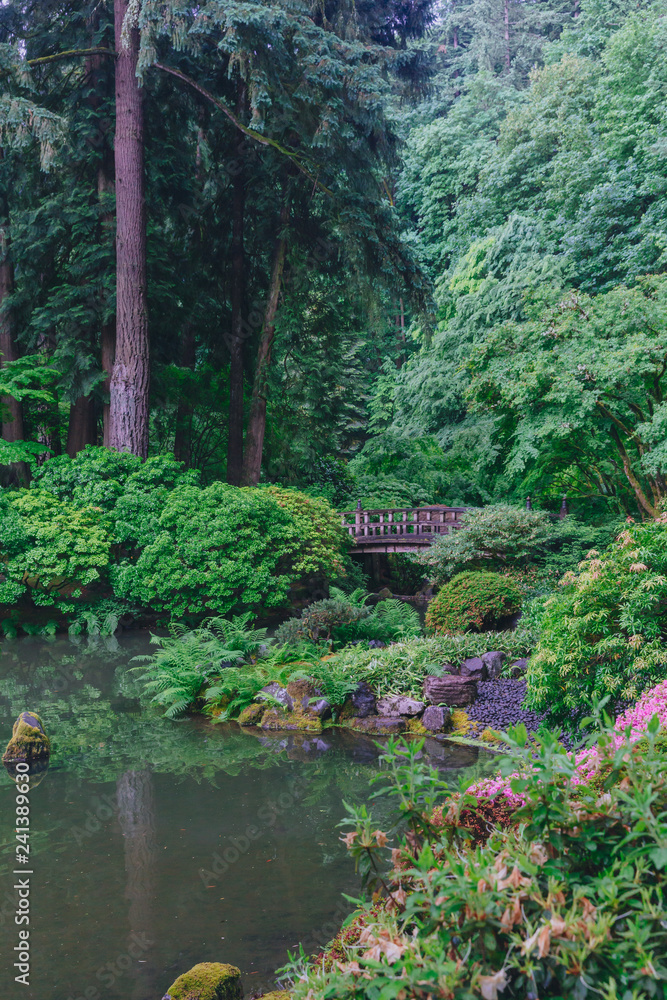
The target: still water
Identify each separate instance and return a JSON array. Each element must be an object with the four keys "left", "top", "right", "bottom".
[{"left": 0, "top": 634, "right": 494, "bottom": 1000}]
